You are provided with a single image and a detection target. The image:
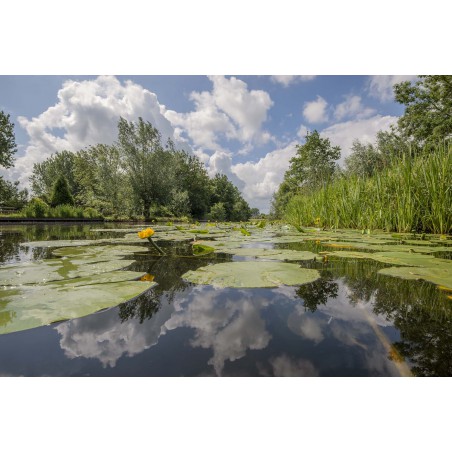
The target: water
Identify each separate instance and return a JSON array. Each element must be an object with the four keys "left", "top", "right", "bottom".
[{"left": 1, "top": 223, "right": 451, "bottom": 376}]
